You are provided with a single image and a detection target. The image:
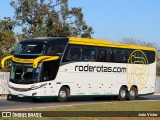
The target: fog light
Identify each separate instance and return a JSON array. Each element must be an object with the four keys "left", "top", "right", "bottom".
[{"left": 32, "top": 92, "right": 37, "bottom": 96}]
